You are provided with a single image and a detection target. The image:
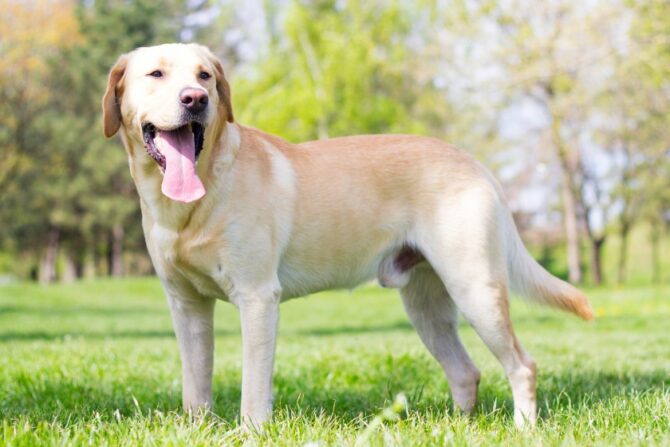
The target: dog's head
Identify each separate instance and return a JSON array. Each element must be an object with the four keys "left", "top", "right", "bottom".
[{"left": 102, "top": 43, "right": 233, "bottom": 203}]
